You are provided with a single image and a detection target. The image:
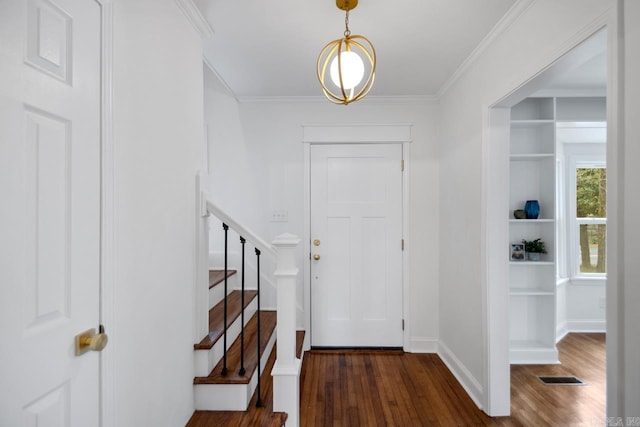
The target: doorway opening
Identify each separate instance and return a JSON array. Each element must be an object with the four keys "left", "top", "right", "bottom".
[{"left": 485, "top": 27, "right": 609, "bottom": 416}]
